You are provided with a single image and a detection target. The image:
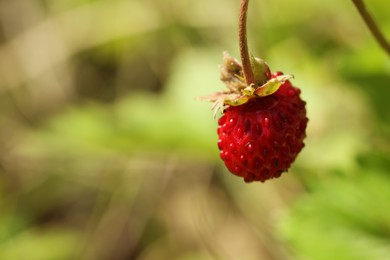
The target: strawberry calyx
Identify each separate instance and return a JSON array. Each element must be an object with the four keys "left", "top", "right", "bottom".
[{"left": 200, "top": 52, "right": 293, "bottom": 116}]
